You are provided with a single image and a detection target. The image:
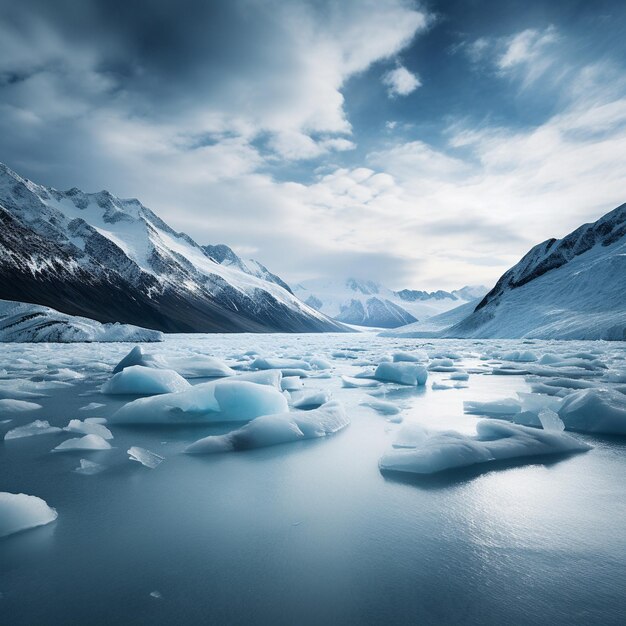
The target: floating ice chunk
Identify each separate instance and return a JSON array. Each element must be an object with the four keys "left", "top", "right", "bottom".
[
  {"left": 150, "top": 591, "right": 162, "bottom": 599},
  {"left": 4, "top": 420, "right": 62, "bottom": 440},
  {"left": 52, "top": 434, "right": 112, "bottom": 452},
  {"left": 85, "top": 417, "right": 108, "bottom": 424},
  {"left": 281, "top": 376, "right": 304, "bottom": 391},
  {"left": 111, "top": 379, "right": 288, "bottom": 424},
  {"left": 529, "top": 377, "right": 595, "bottom": 391},
  {"left": 432, "top": 382, "right": 453, "bottom": 390},
  {"left": 293, "top": 391, "right": 331, "bottom": 410},
  {"left": 517, "top": 392, "right": 562, "bottom": 414},
  {"left": 360, "top": 398, "right": 401, "bottom": 417},
  {"left": 185, "top": 401, "right": 348, "bottom": 454},
  {"left": 79, "top": 402, "right": 105, "bottom": 411},
  {"left": 0, "top": 399, "right": 42, "bottom": 413},
  {"left": 231, "top": 370, "right": 282, "bottom": 389},
  {"left": 74, "top": 459, "right": 106, "bottom": 475},
  {"left": 113, "top": 346, "right": 157, "bottom": 374},
  {"left": 251, "top": 357, "right": 311, "bottom": 371},
  {"left": 64, "top": 419, "right": 113, "bottom": 440},
  {"left": 279, "top": 368, "right": 310, "bottom": 378},
  {"left": 340, "top": 375, "right": 380, "bottom": 389},
  {"left": 101, "top": 365, "right": 190, "bottom": 396},
  {"left": 538, "top": 409, "right": 565, "bottom": 432},
  {"left": 393, "top": 351, "right": 428, "bottom": 363},
  {"left": 308, "top": 357, "right": 332, "bottom": 370},
  {"left": 463, "top": 398, "right": 521, "bottom": 416},
  {"left": 128, "top": 446, "right": 164, "bottom": 469},
  {"left": 449, "top": 370, "right": 469, "bottom": 381},
  {"left": 379, "top": 420, "right": 590, "bottom": 476},
  {"left": 374, "top": 362, "right": 428, "bottom": 386},
  {"left": 0, "top": 492, "right": 58, "bottom": 538},
  {"left": 558, "top": 388, "right": 626, "bottom": 435},
  {"left": 501, "top": 351, "right": 538, "bottom": 362},
  {"left": 162, "top": 356, "right": 235, "bottom": 379}
]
